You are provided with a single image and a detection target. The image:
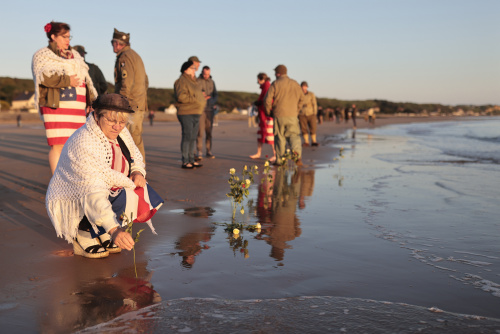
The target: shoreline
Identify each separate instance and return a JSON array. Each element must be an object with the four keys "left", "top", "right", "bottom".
[{"left": 0, "top": 115, "right": 491, "bottom": 333}]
